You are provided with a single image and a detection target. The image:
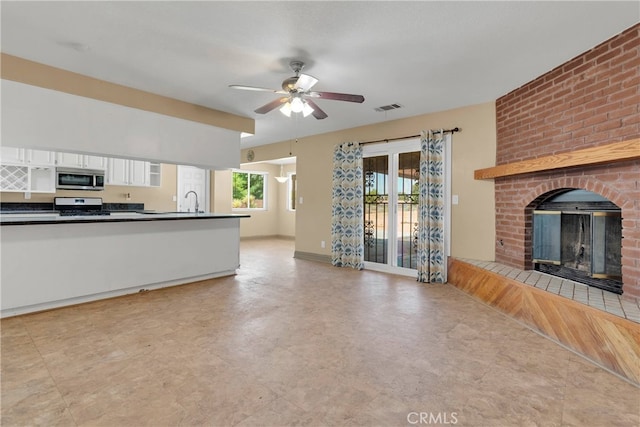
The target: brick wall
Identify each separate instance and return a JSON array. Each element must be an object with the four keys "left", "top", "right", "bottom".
[{"left": 494, "top": 24, "right": 640, "bottom": 300}]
